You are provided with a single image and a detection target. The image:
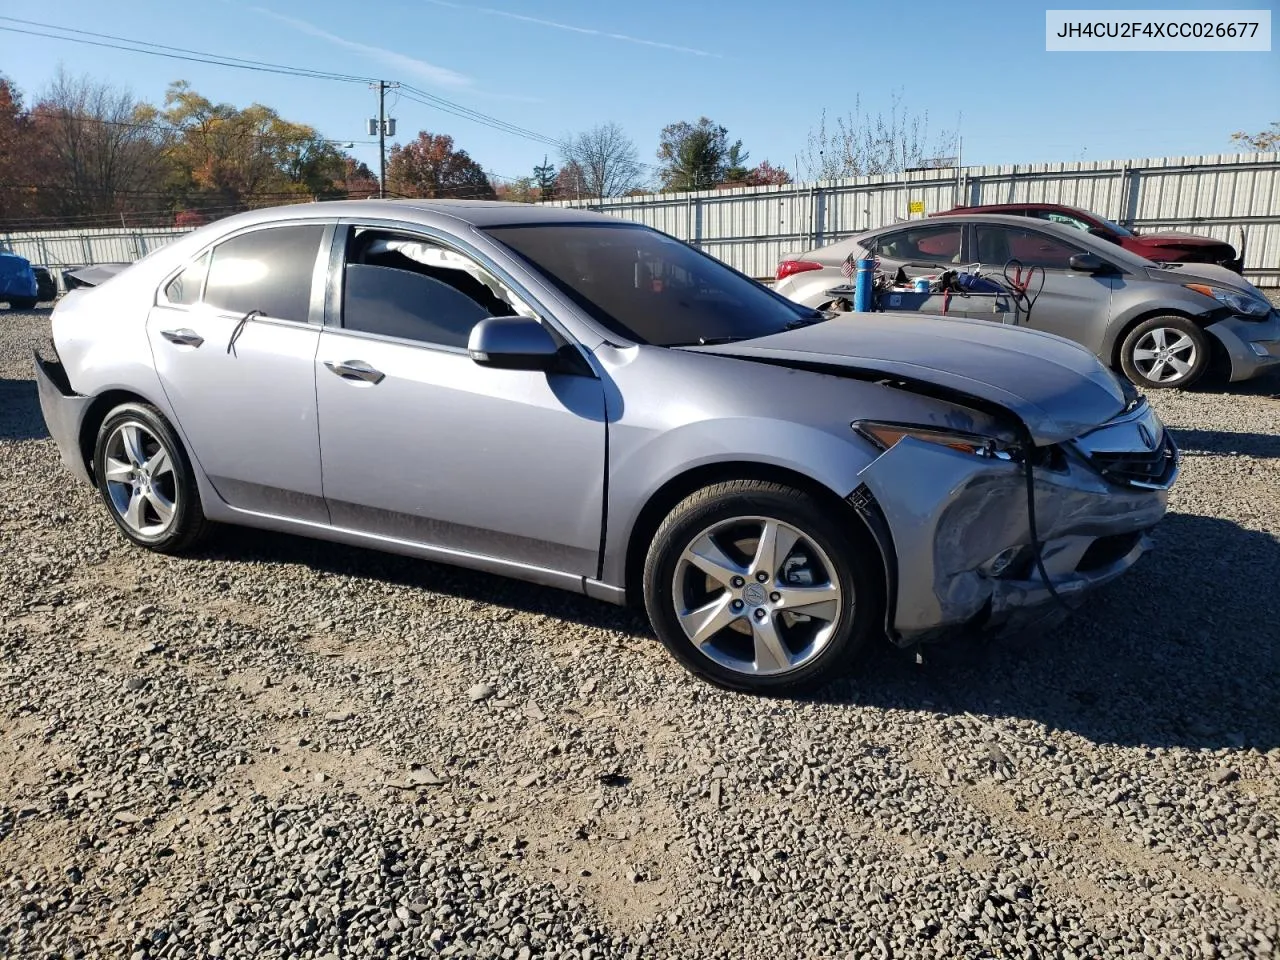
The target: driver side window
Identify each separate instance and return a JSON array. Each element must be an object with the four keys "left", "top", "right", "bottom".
[{"left": 340, "top": 228, "right": 535, "bottom": 348}]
